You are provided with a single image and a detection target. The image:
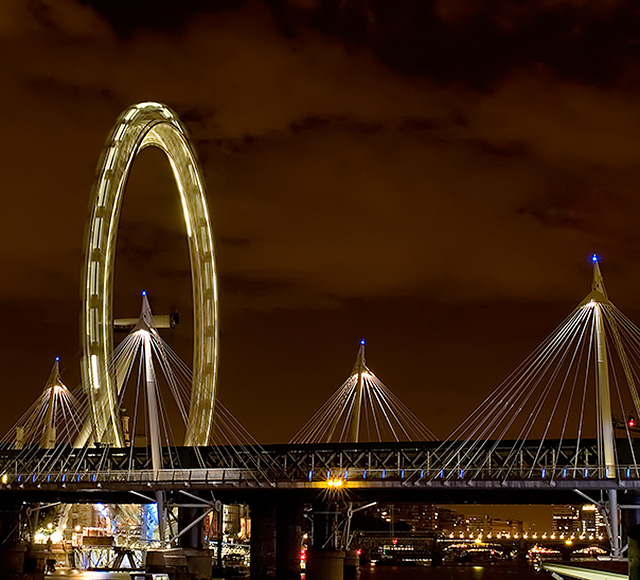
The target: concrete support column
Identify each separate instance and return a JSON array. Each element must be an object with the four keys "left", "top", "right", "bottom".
[
  {"left": 276, "top": 498, "right": 303, "bottom": 579},
  {"left": 310, "top": 501, "right": 333, "bottom": 551},
  {"left": 609, "top": 489, "right": 621, "bottom": 557},
  {"left": 306, "top": 550, "right": 344, "bottom": 580},
  {"left": 0, "top": 504, "right": 25, "bottom": 578},
  {"left": 622, "top": 490, "right": 640, "bottom": 548},
  {"left": 178, "top": 505, "right": 203, "bottom": 550},
  {"left": 344, "top": 549, "right": 360, "bottom": 579},
  {"left": 250, "top": 498, "right": 277, "bottom": 580},
  {"left": 215, "top": 509, "right": 223, "bottom": 573},
  {"left": 0, "top": 506, "right": 20, "bottom": 546},
  {"left": 628, "top": 524, "right": 640, "bottom": 580},
  {"left": 306, "top": 501, "right": 344, "bottom": 580}
]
